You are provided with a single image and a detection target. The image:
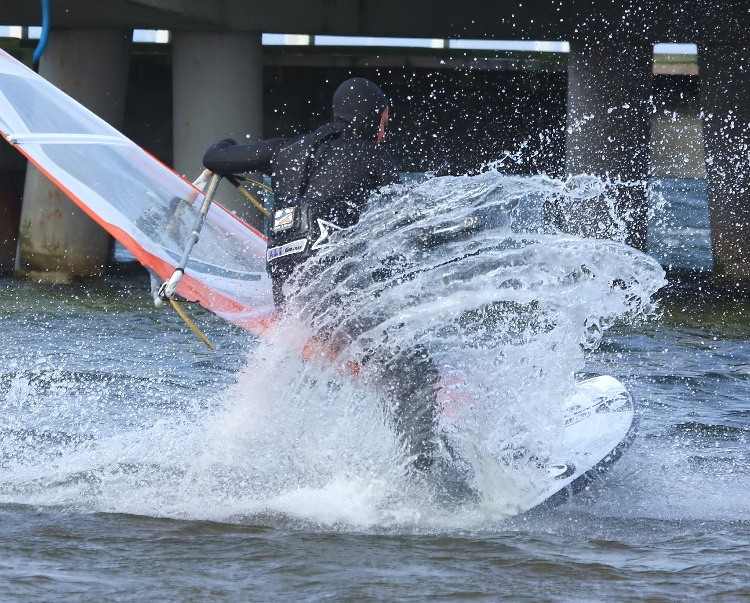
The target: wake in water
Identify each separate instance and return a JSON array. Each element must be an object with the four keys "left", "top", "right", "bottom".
[{"left": 0, "top": 171, "right": 666, "bottom": 525}]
